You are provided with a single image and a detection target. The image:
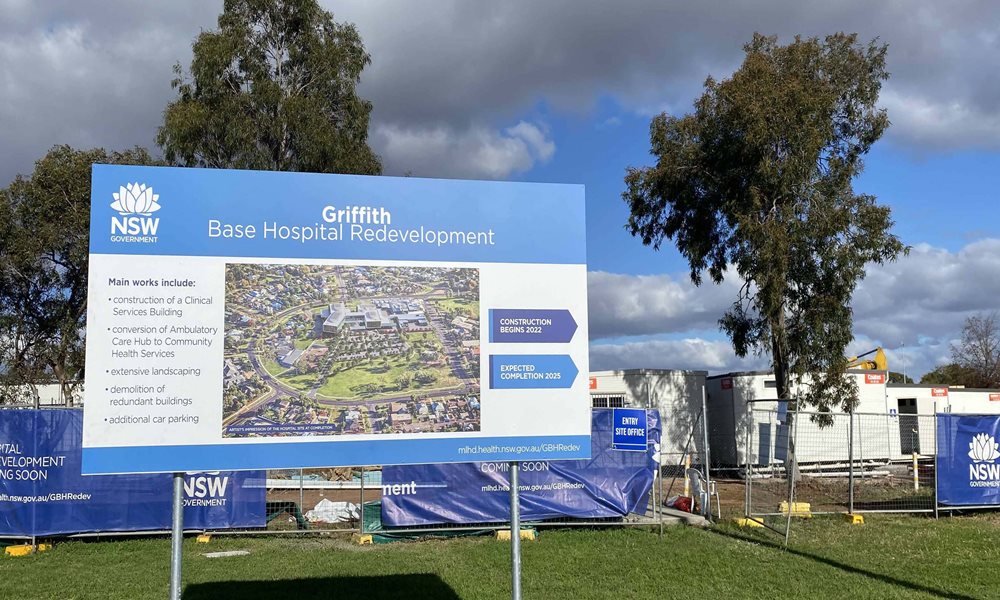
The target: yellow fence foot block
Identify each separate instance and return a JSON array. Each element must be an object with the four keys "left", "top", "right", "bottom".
[
  {"left": 843, "top": 513, "right": 864, "bottom": 525},
  {"left": 733, "top": 518, "right": 764, "bottom": 528},
  {"left": 196, "top": 534, "right": 212, "bottom": 544},
  {"left": 5, "top": 544, "right": 51, "bottom": 557},
  {"left": 495, "top": 528, "right": 537, "bottom": 541},
  {"left": 778, "top": 502, "right": 812, "bottom": 518},
  {"left": 352, "top": 533, "right": 373, "bottom": 545}
]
